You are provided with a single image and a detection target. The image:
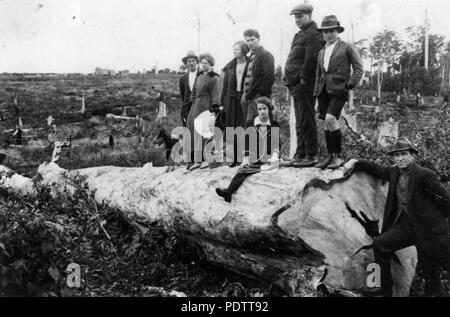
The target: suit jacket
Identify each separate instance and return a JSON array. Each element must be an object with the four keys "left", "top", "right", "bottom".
[
  {"left": 243, "top": 46, "right": 275, "bottom": 101},
  {"left": 313, "top": 38, "right": 363, "bottom": 97},
  {"left": 284, "top": 21, "right": 325, "bottom": 87},
  {"left": 179, "top": 70, "right": 200, "bottom": 106},
  {"left": 179, "top": 70, "right": 201, "bottom": 125},
  {"left": 354, "top": 160, "right": 450, "bottom": 257}
]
